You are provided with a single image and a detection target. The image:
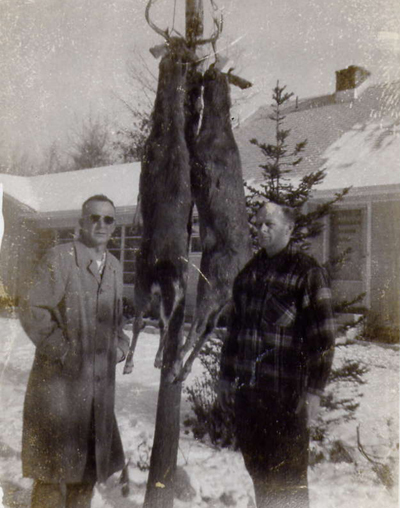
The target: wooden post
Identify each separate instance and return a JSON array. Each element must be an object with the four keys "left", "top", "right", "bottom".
[
  {"left": 186, "top": 0, "right": 204, "bottom": 46},
  {"left": 143, "top": 3, "right": 204, "bottom": 508},
  {"left": 143, "top": 305, "right": 185, "bottom": 508}
]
